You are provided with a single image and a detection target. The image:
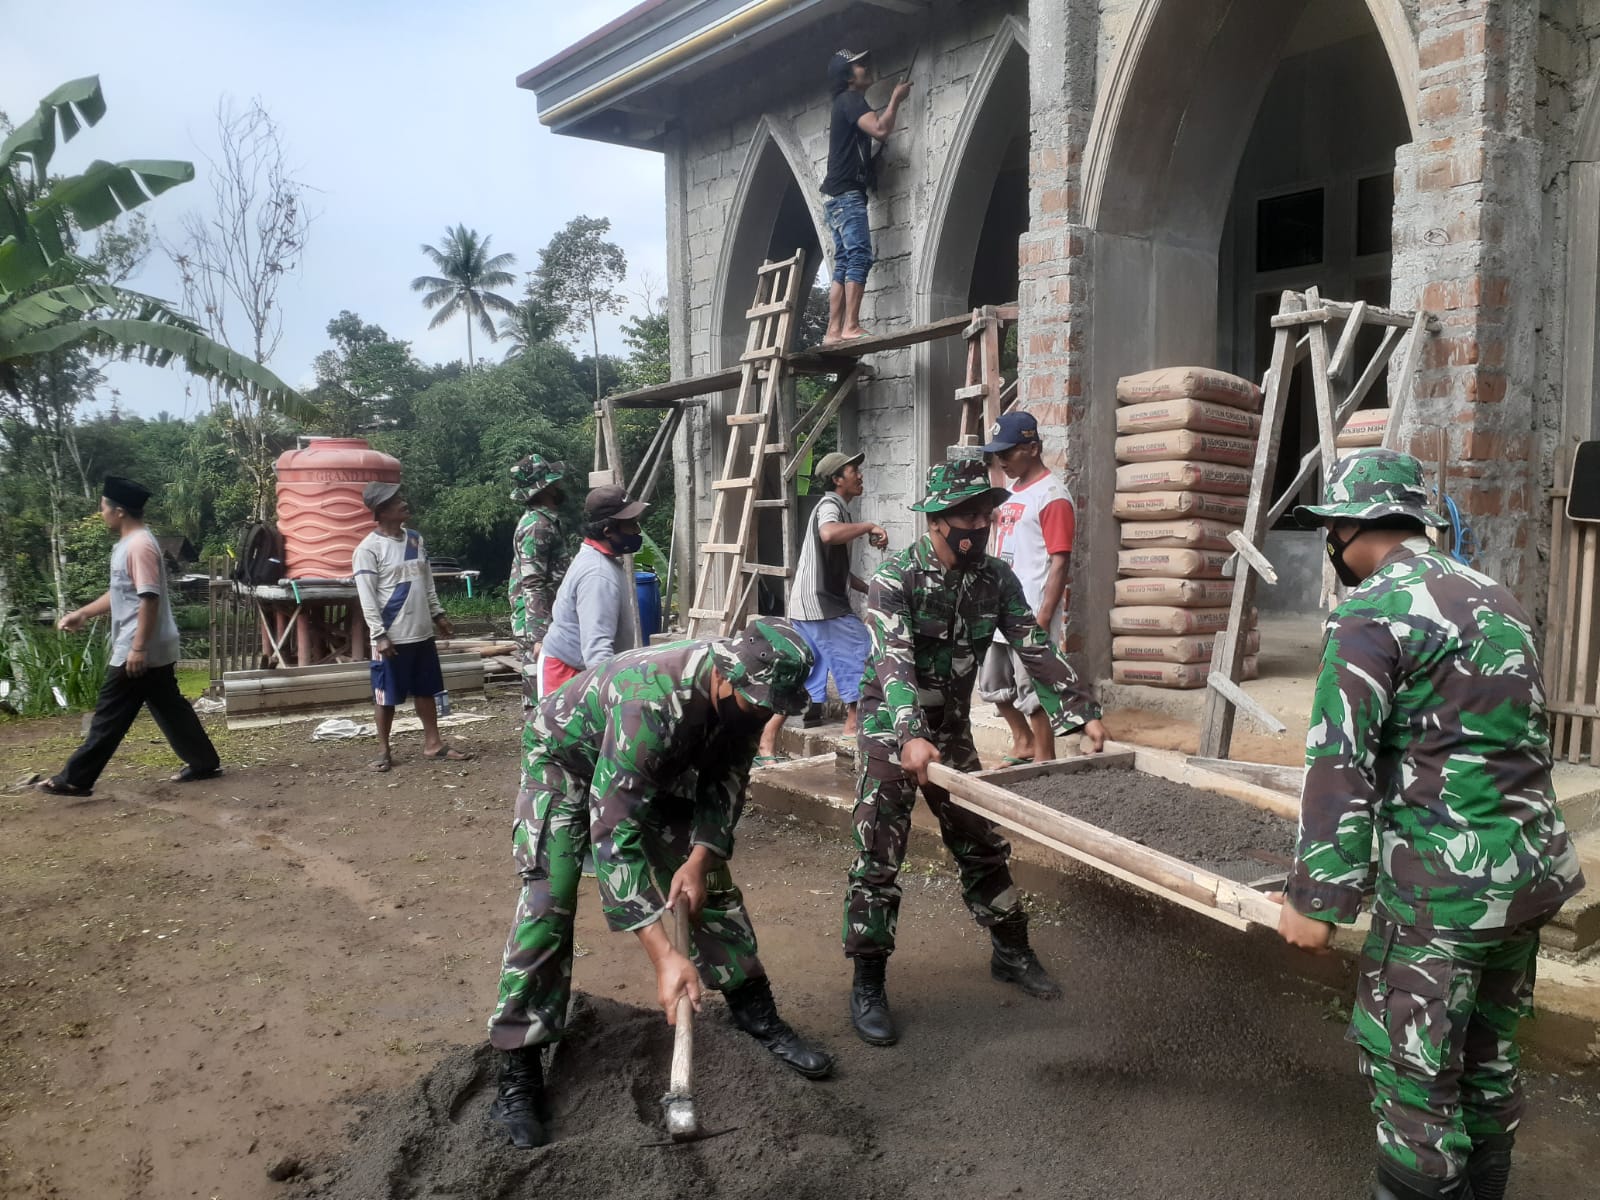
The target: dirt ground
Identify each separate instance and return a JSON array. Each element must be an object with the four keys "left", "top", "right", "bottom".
[{"left": 3, "top": 693, "right": 1599, "bottom": 1200}]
